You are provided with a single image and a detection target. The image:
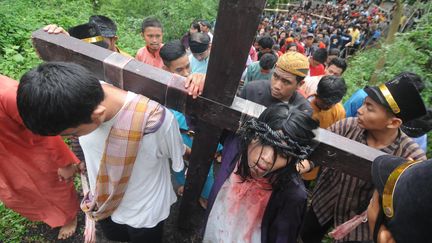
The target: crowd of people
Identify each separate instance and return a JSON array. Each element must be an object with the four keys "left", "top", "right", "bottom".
[{"left": 1, "top": 0, "right": 431, "bottom": 243}]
